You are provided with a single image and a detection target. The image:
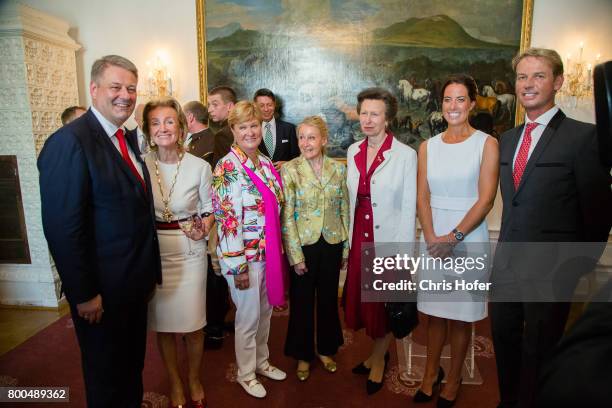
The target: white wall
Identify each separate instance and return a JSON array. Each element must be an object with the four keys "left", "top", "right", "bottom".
[
  {"left": 530, "top": 0, "right": 612, "bottom": 124},
  {"left": 19, "top": 0, "right": 200, "bottom": 127}
]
